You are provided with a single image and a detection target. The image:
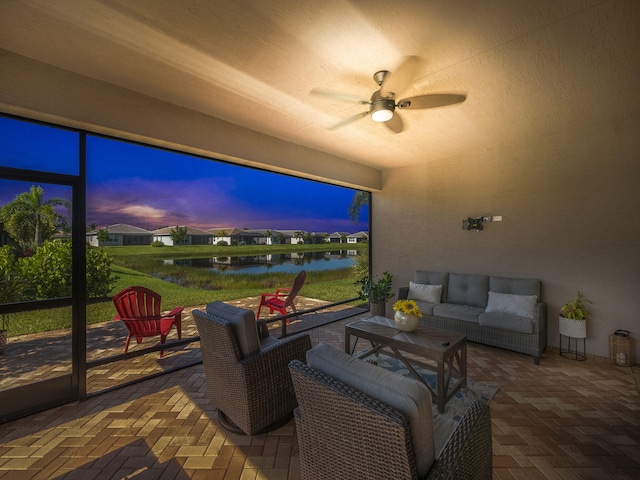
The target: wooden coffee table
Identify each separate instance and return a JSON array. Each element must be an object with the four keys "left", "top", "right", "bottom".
[{"left": 345, "top": 316, "right": 467, "bottom": 413}]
